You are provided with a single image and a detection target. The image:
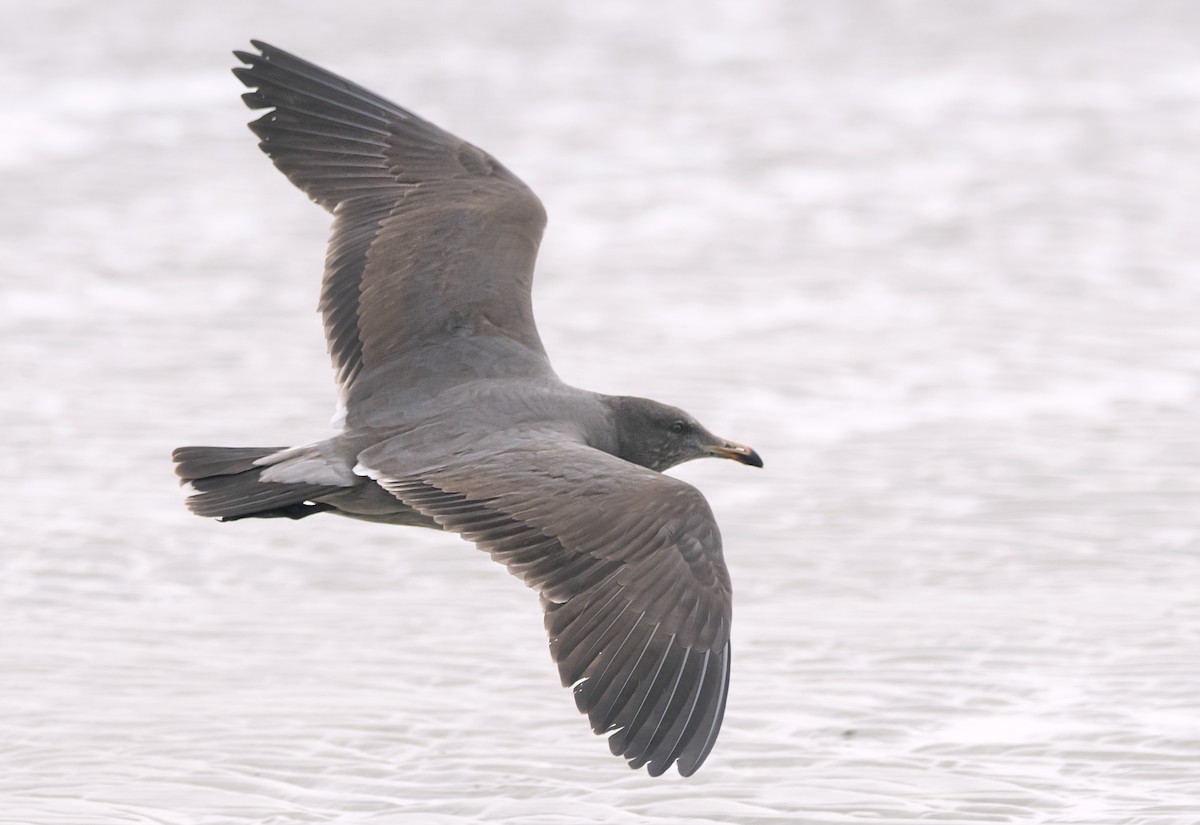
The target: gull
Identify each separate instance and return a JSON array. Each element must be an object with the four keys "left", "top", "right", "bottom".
[{"left": 174, "top": 40, "right": 762, "bottom": 777}]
